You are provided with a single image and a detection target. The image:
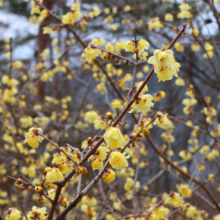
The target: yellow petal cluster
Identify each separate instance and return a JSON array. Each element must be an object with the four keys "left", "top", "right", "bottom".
[
  {"left": 148, "top": 49, "right": 180, "bottom": 82},
  {"left": 5, "top": 208, "right": 21, "bottom": 220},
  {"left": 129, "top": 93, "right": 154, "bottom": 113},
  {"left": 103, "top": 169, "right": 116, "bottom": 183},
  {"left": 109, "top": 151, "right": 128, "bottom": 169},
  {"left": 24, "top": 126, "right": 44, "bottom": 148},
  {"left": 104, "top": 127, "right": 126, "bottom": 150},
  {"left": 45, "top": 167, "right": 64, "bottom": 182},
  {"left": 148, "top": 17, "right": 163, "bottom": 30},
  {"left": 84, "top": 110, "right": 98, "bottom": 124}
]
